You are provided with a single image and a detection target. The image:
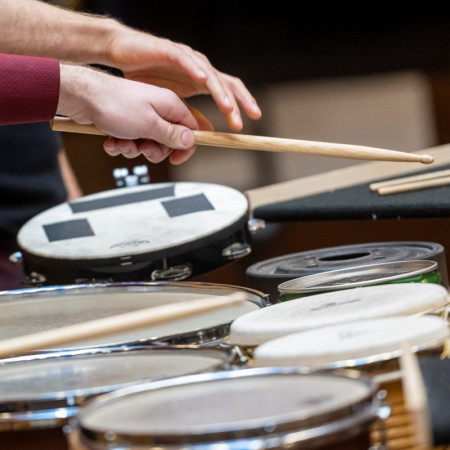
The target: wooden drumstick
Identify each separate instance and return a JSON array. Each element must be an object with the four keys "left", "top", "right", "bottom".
[
  {"left": 0, "top": 293, "right": 246, "bottom": 358},
  {"left": 49, "top": 116, "right": 434, "bottom": 164},
  {"left": 399, "top": 344, "right": 432, "bottom": 449}
]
